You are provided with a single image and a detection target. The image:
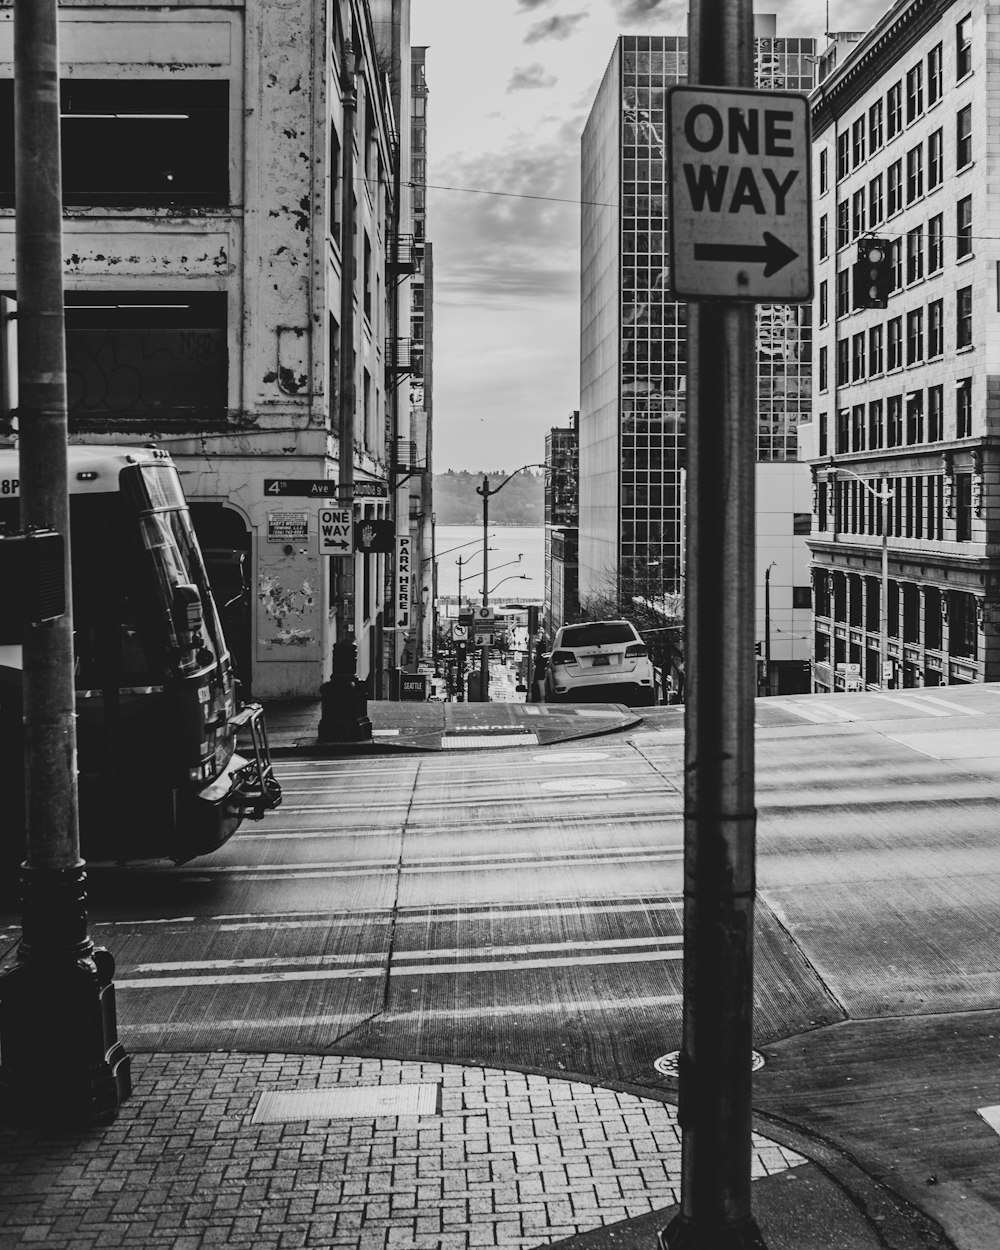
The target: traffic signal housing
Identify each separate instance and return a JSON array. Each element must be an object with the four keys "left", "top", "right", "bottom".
[{"left": 853, "top": 238, "right": 892, "bottom": 309}]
